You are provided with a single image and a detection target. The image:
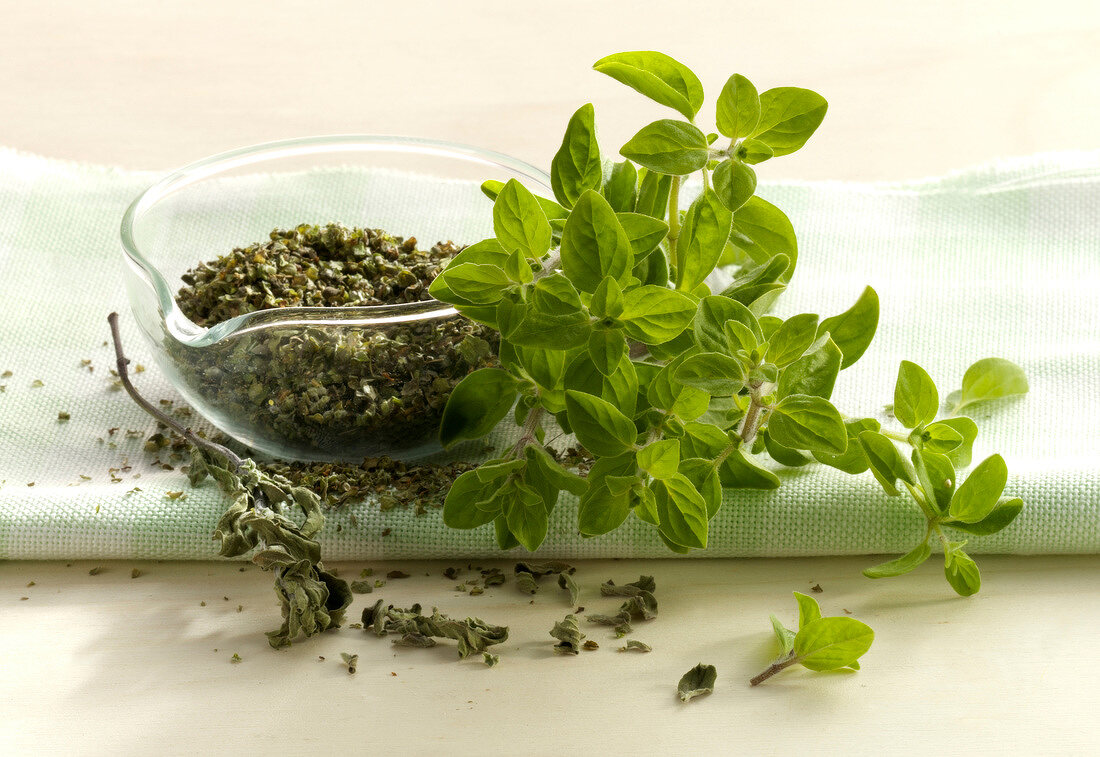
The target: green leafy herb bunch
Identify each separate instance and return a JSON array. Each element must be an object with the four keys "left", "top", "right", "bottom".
[{"left": 429, "top": 51, "right": 1027, "bottom": 594}]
